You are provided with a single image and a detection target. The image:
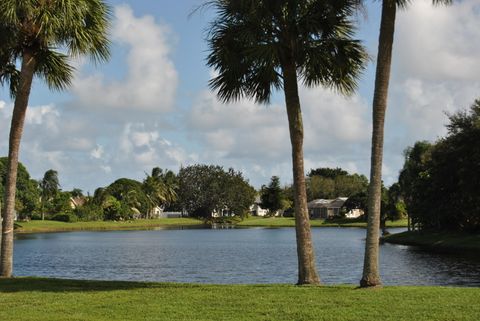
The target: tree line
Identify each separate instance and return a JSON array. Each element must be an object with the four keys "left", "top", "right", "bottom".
[
  {"left": 396, "top": 100, "right": 480, "bottom": 233},
  {"left": 0, "top": 0, "right": 454, "bottom": 288}
]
